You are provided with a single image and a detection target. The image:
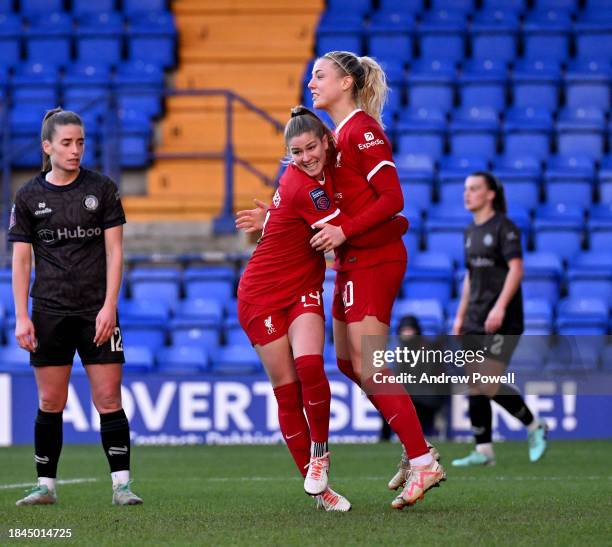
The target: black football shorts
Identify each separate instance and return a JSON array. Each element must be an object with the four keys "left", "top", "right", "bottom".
[
  {"left": 30, "top": 310, "right": 125, "bottom": 367},
  {"left": 461, "top": 332, "right": 521, "bottom": 366}
]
